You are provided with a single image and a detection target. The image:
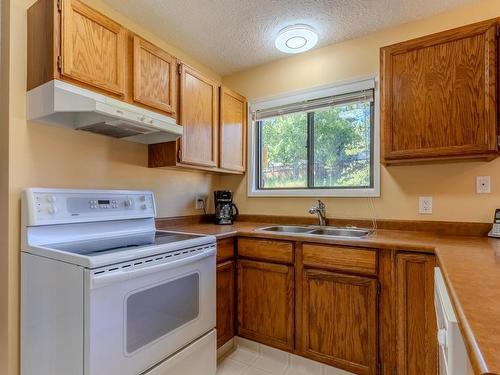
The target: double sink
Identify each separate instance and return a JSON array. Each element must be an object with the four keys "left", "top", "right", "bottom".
[{"left": 256, "top": 225, "right": 372, "bottom": 239}]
